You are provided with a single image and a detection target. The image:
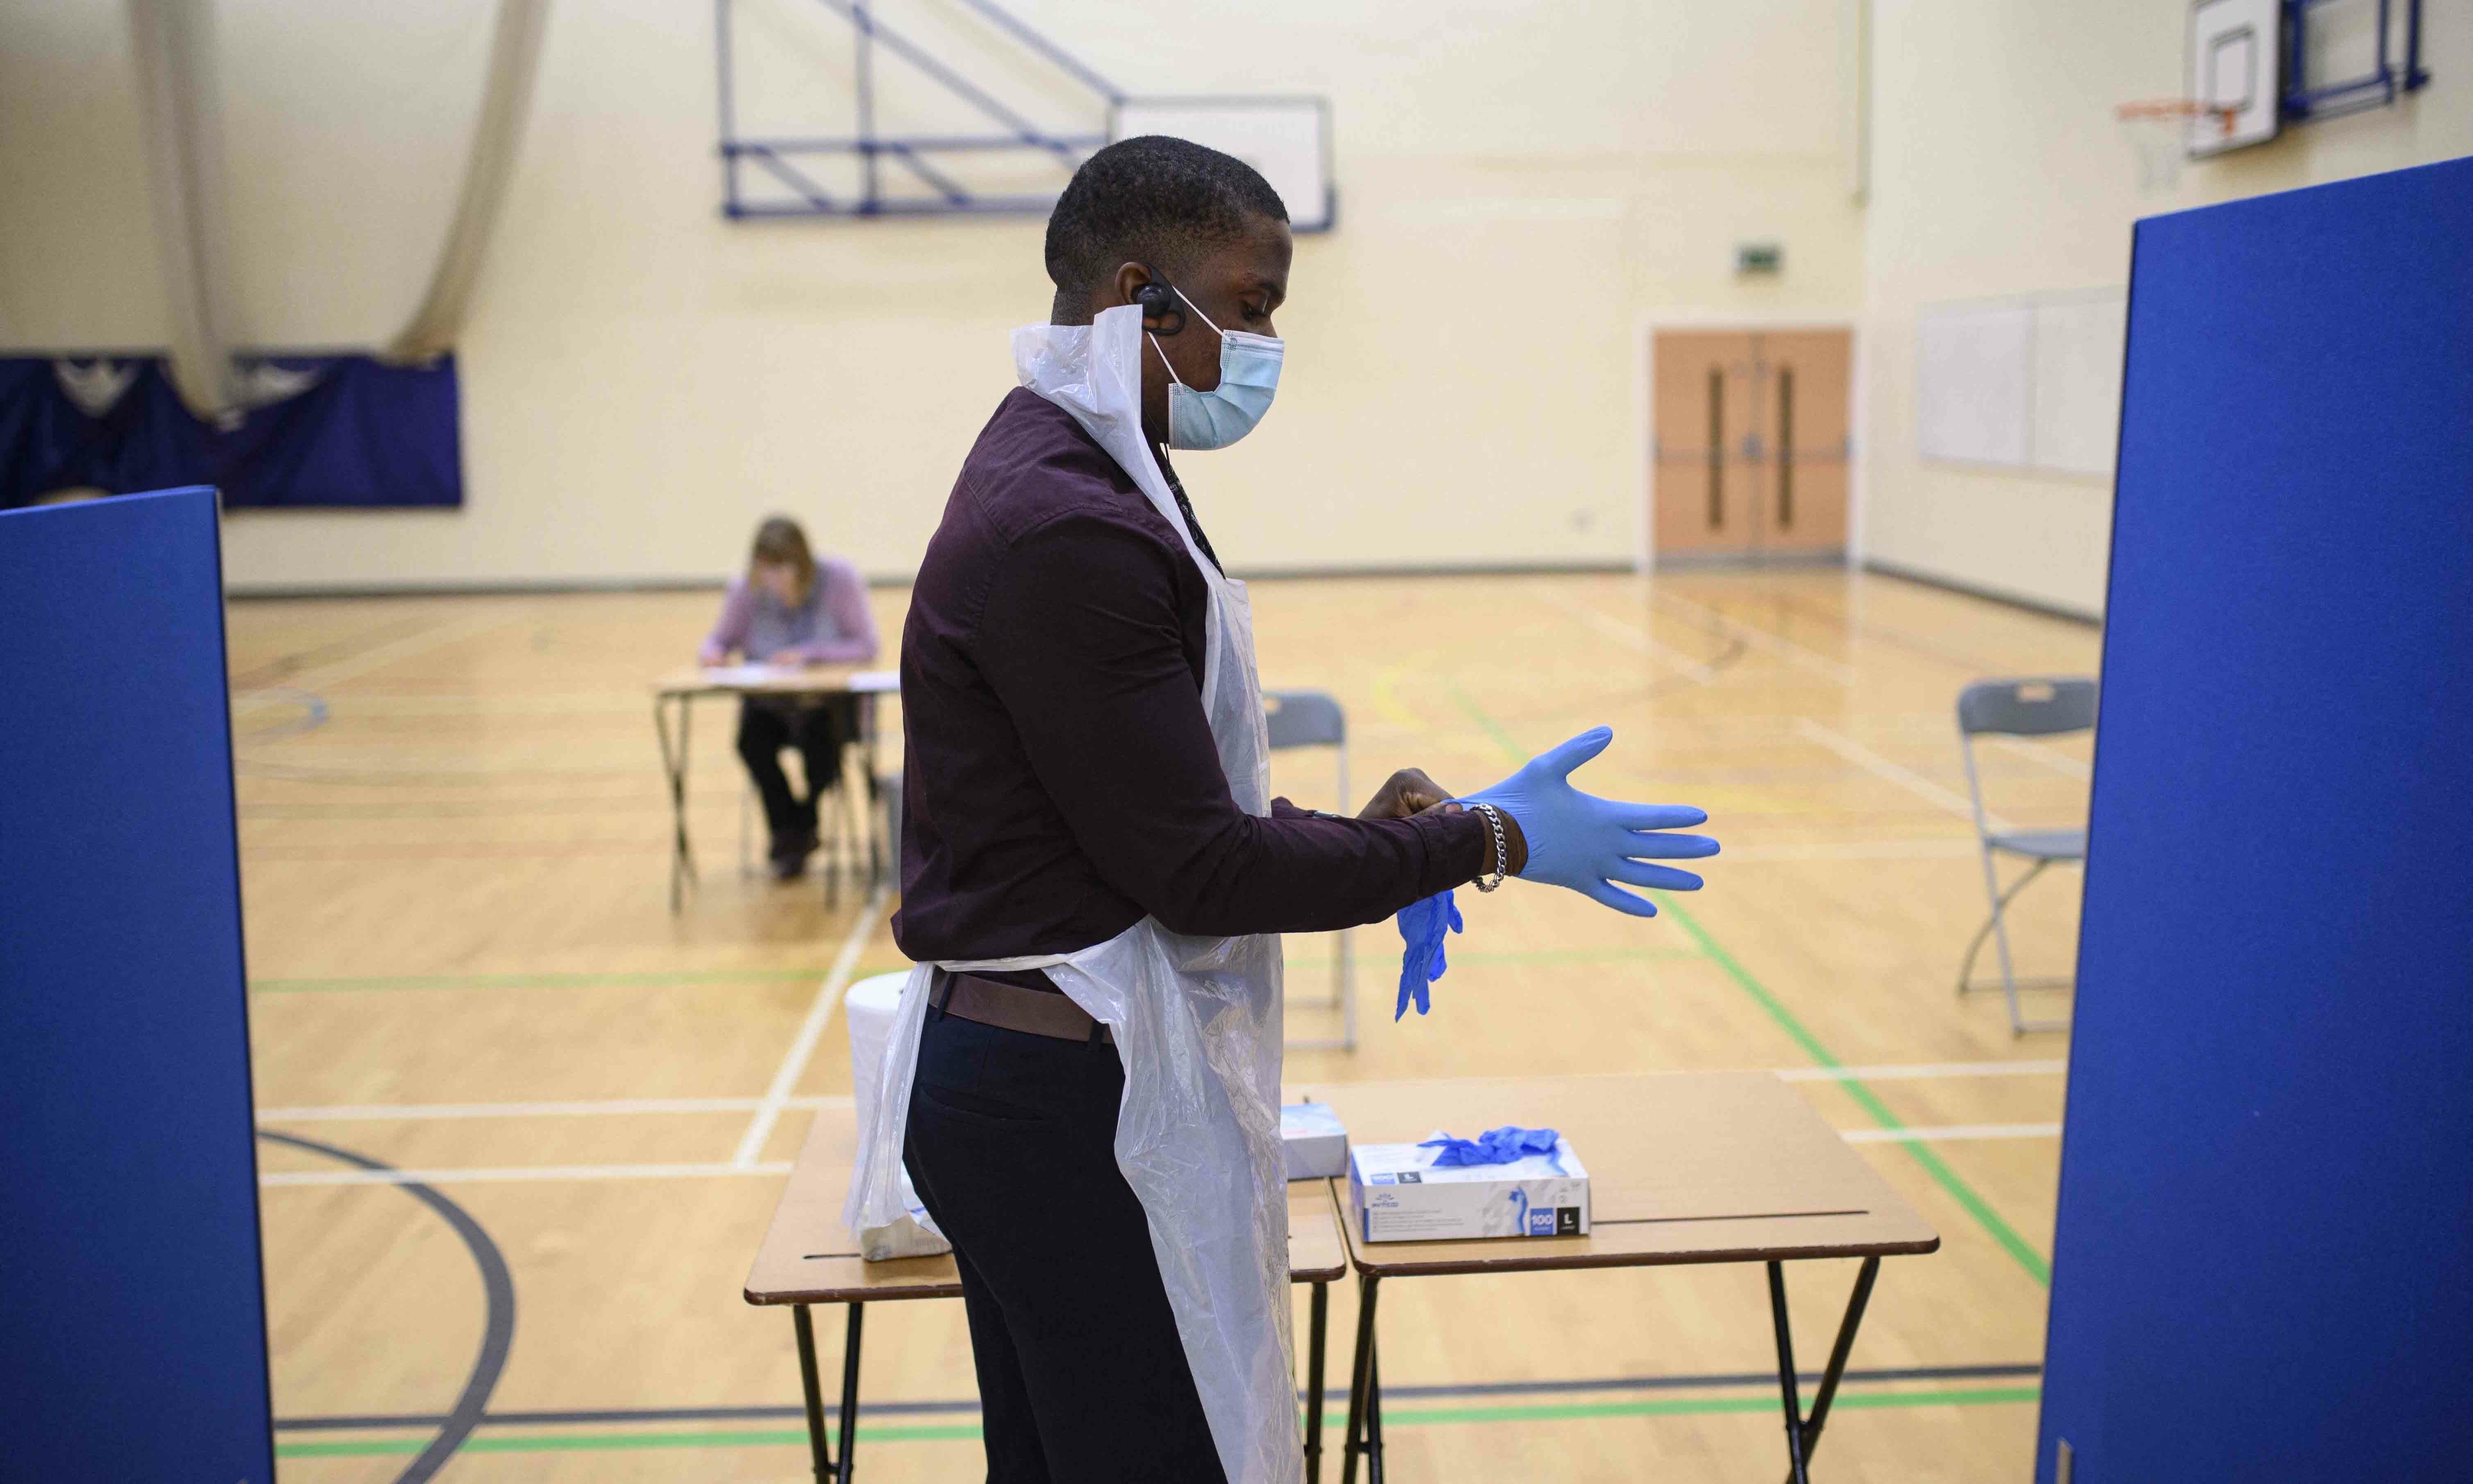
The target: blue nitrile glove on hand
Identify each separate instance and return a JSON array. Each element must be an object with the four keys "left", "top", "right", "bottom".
[
  {"left": 1460, "top": 725, "right": 1718, "bottom": 917},
  {"left": 1420, "top": 1126, "right": 1562, "bottom": 1167},
  {"left": 1394, "top": 889, "right": 1462, "bottom": 1020}
]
